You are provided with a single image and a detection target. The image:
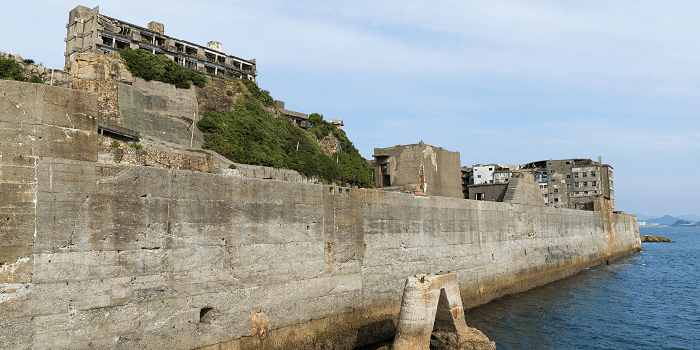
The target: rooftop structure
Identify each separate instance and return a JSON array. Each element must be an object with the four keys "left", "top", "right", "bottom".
[
  {"left": 64, "top": 5, "right": 257, "bottom": 81},
  {"left": 273, "top": 100, "right": 308, "bottom": 129},
  {"left": 373, "top": 142, "right": 462, "bottom": 198}
]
